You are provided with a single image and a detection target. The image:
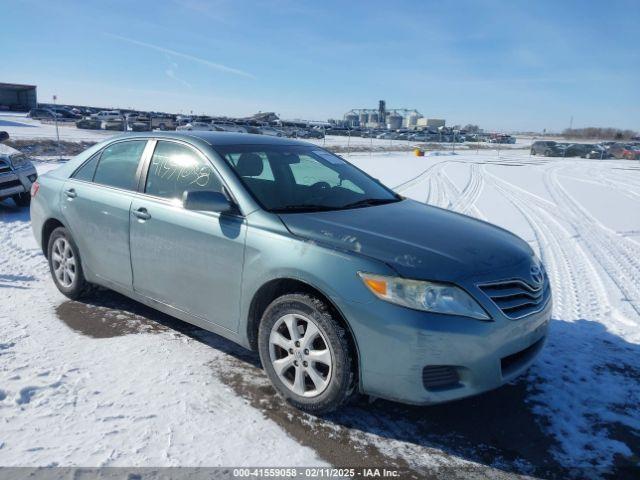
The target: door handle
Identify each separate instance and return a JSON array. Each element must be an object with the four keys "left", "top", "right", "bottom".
[
  {"left": 133, "top": 207, "right": 151, "bottom": 220},
  {"left": 64, "top": 188, "right": 77, "bottom": 198}
]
